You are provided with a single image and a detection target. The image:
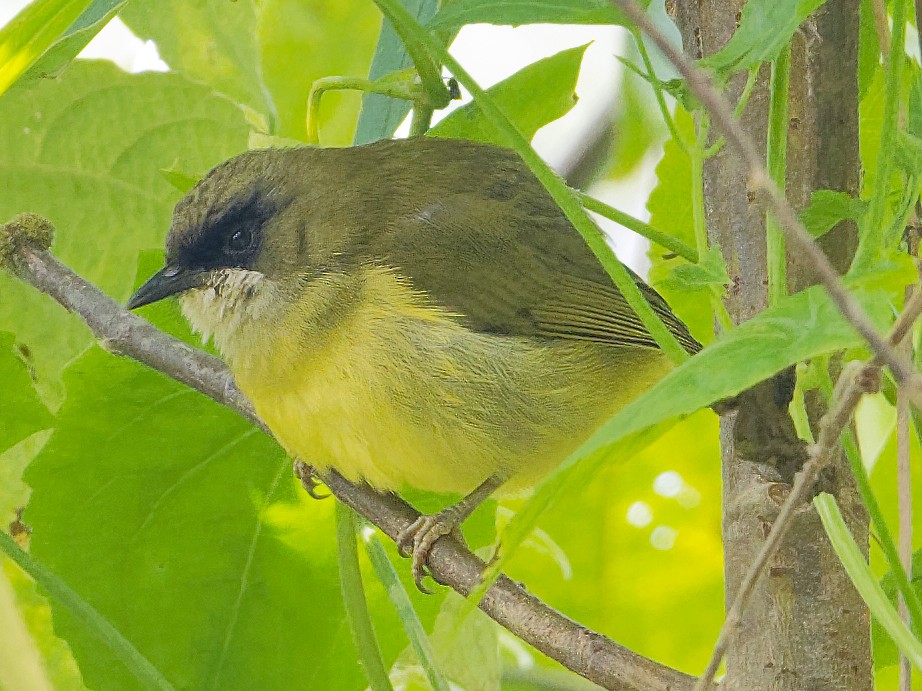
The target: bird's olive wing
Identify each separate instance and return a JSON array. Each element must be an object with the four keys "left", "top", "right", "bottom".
[{"left": 373, "top": 178, "right": 699, "bottom": 354}]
